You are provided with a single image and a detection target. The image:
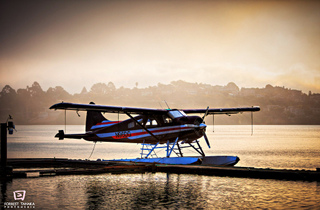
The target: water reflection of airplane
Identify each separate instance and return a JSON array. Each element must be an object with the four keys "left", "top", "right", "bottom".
[
  {"left": 50, "top": 102, "right": 260, "bottom": 165},
  {"left": 84, "top": 173, "right": 206, "bottom": 209}
]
